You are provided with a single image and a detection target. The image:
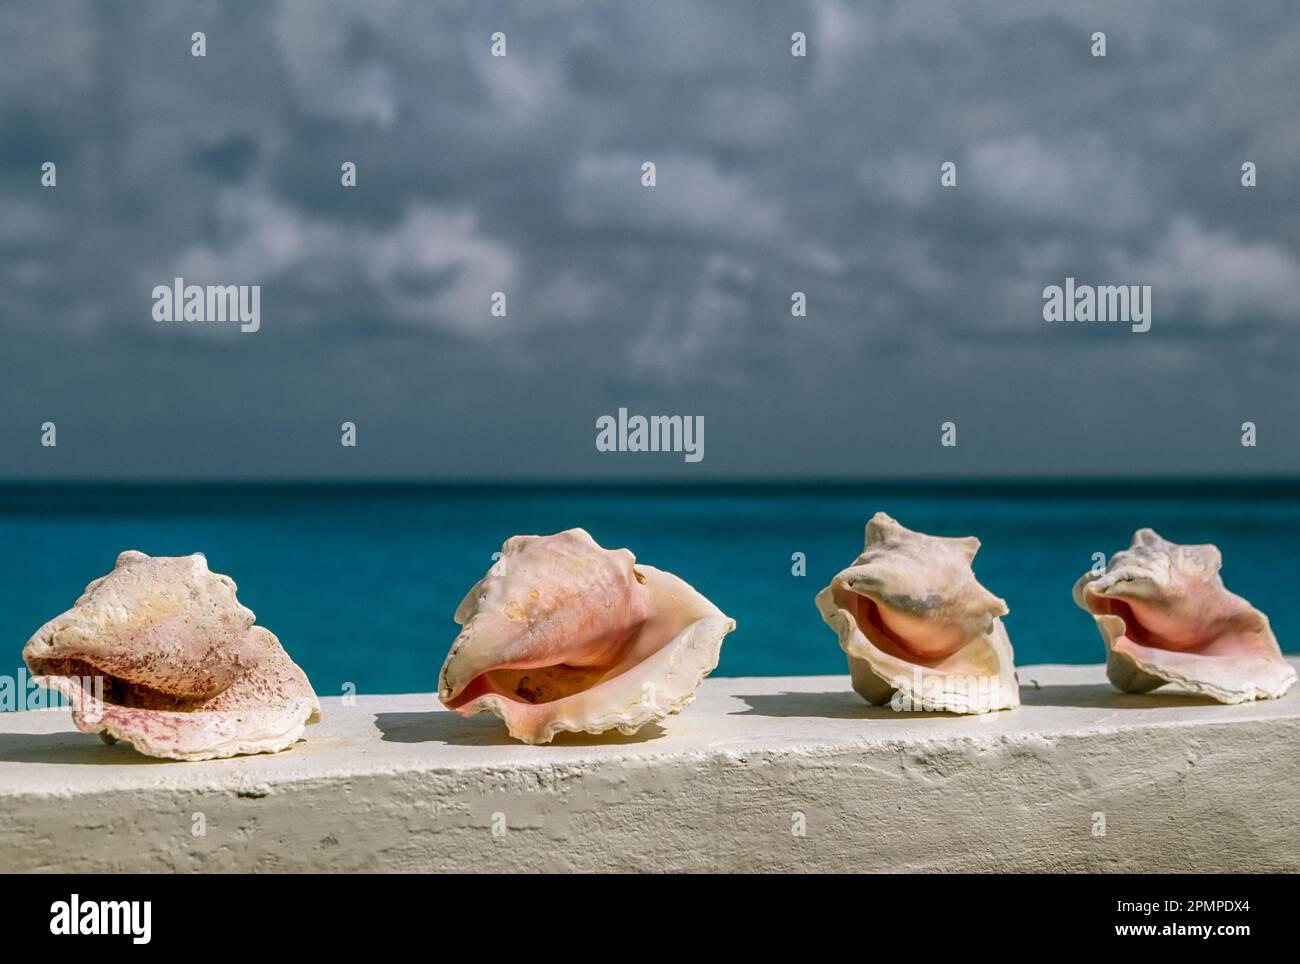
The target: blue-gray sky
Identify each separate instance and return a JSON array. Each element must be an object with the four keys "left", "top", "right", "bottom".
[{"left": 2, "top": 0, "right": 1298, "bottom": 480}]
